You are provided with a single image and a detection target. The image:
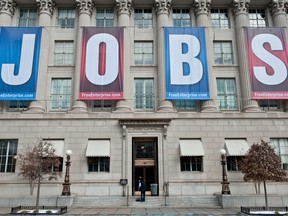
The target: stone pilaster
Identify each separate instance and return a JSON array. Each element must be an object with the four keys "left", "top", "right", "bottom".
[
  {"left": 155, "top": 0, "right": 174, "bottom": 112},
  {"left": 0, "top": 0, "right": 16, "bottom": 26},
  {"left": 231, "top": 0, "right": 261, "bottom": 112}
]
